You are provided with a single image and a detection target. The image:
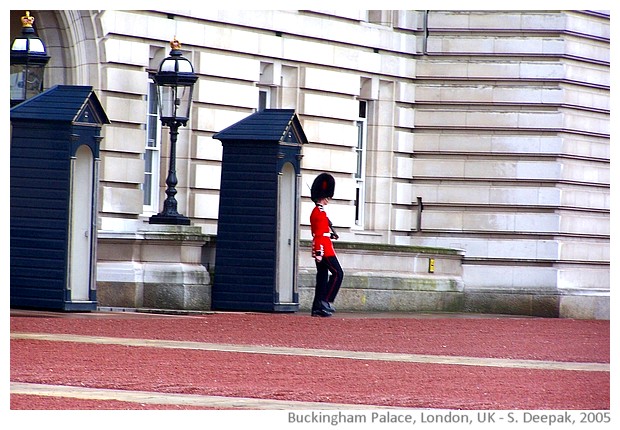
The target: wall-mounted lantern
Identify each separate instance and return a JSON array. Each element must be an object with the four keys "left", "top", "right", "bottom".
[{"left": 10, "top": 11, "right": 50, "bottom": 107}]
